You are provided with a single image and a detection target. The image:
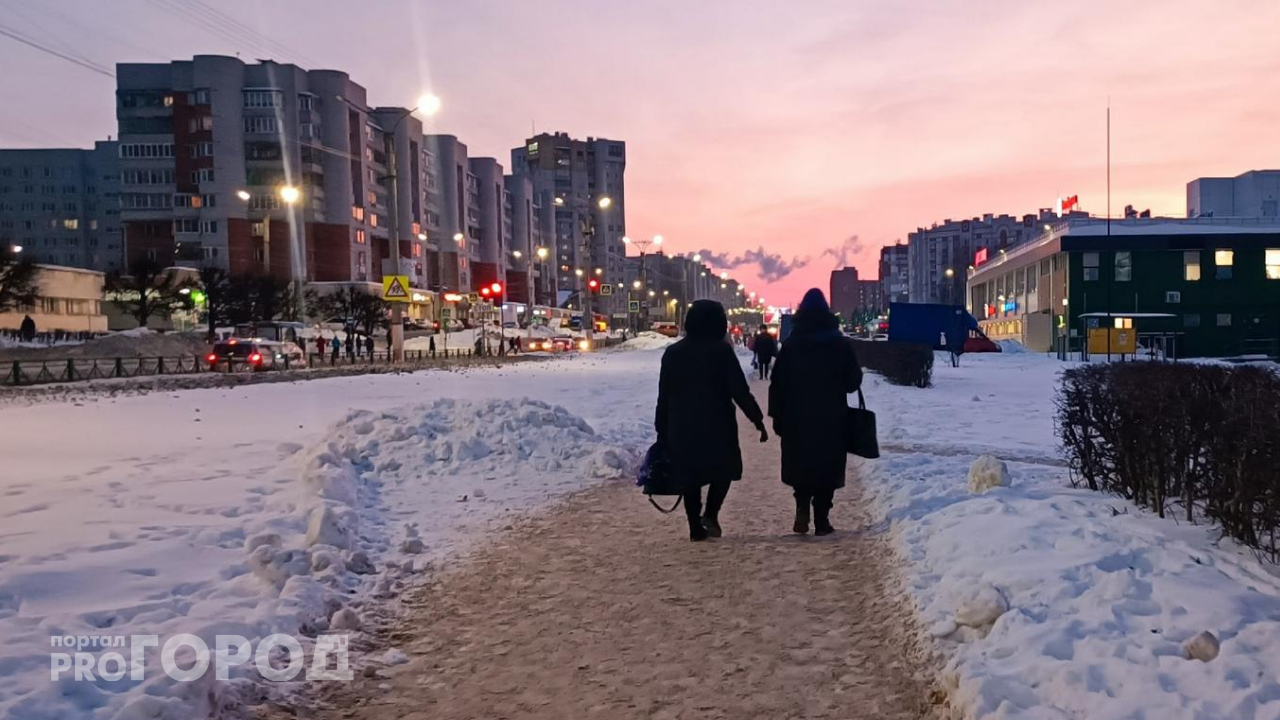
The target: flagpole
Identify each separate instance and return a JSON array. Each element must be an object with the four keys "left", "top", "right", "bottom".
[{"left": 1106, "top": 100, "right": 1112, "bottom": 362}]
